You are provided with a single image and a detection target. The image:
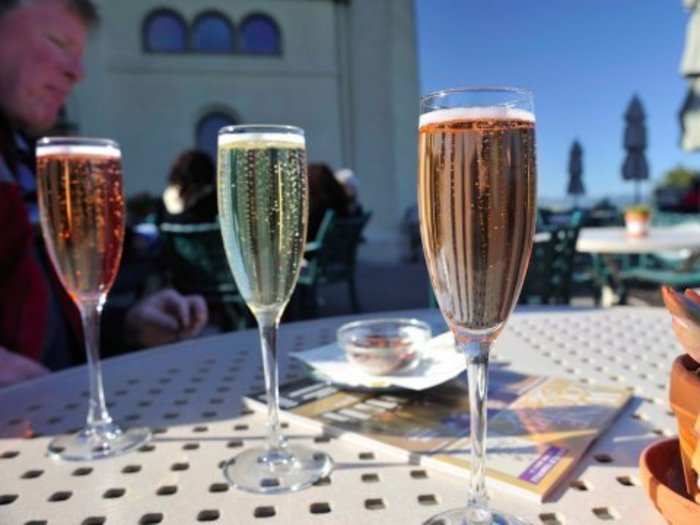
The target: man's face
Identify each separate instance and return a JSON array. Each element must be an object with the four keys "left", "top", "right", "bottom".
[{"left": 0, "top": 0, "right": 87, "bottom": 134}]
